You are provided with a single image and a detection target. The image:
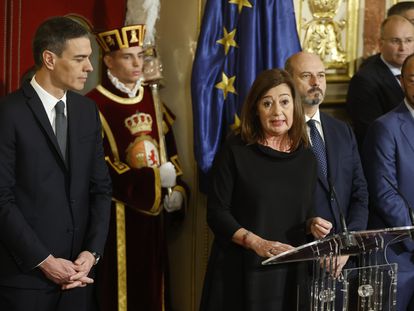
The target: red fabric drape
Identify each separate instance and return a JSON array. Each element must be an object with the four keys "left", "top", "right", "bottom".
[{"left": 0, "top": 0, "right": 126, "bottom": 97}]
